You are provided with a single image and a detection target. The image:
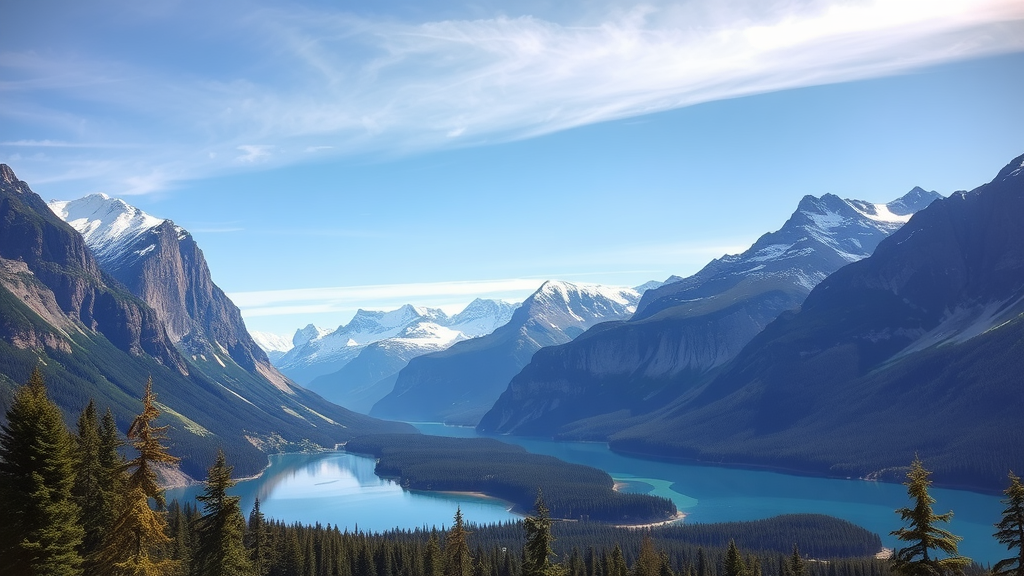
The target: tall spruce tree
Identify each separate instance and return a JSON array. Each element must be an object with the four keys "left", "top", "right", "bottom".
[
  {"left": 890, "top": 456, "right": 970, "bottom": 576},
  {"left": 445, "top": 507, "right": 473, "bottom": 576},
  {"left": 994, "top": 471, "right": 1024, "bottom": 576},
  {"left": 608, "top": 545, "right": 628, "bottom": 576},
  {"left": 247, "top": 497, "right": 271, "bottom": 576},
  {"left": 524, "top": 492, "right": 562, "bottom": 576},
  {"left": 724, "top": 541, "right": 747, "bottom": 576},
  {"left": 425, "top": 532, "right": 444, "bottom": 576},
  {"left": 193, "top": 449, "right": 252, "bottom": 576},
  {"left": 125, "top": 377, "right": 179, "bottom": 509},
  {"left": 92, "top": 378, "right": 180, "bottom": 576},
  {"left": 633, "top": 535, "right": 664, "bottom": 576},
  {"left": 789, "top": 545, "right": 805, "bottom": 576},
  {"left": 0, "top": 367, "right": 84, "bottom": 576},
  {"left": 73, "top": 400, "right": 107, "bottom": 557}
]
